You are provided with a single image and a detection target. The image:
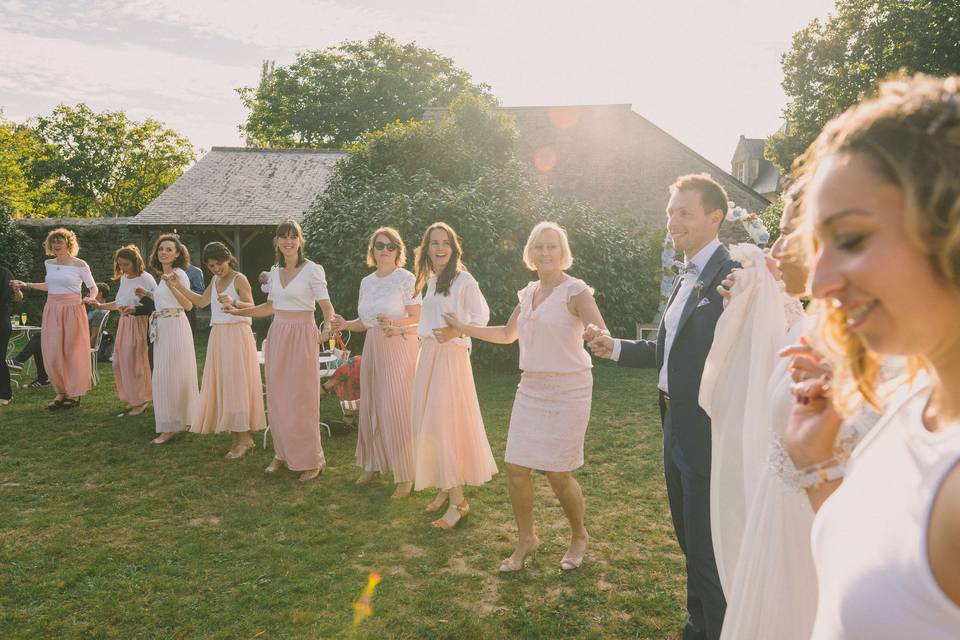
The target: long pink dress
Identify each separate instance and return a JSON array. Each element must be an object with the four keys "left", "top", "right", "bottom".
[
  {"left": 411, "top": 271, "right": 497, "bottom": 491},
  {"left": 506, "top": 277, "right": 594, "bottom": 472},
  {"left": 355, "top": 268, "right": 420, "bottom": 482},
  {"left": 263, "top": 261, "right": 328, "bottom": 471},
  {"left": 41, "top": 261, "right": 95, "bottom": 397},
  {"left": 112, "top": 272, "right": 155, "bottom": 407}
]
